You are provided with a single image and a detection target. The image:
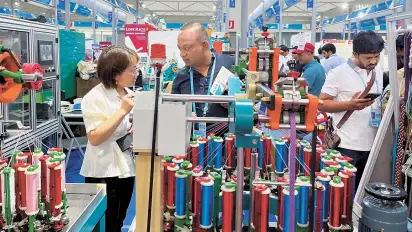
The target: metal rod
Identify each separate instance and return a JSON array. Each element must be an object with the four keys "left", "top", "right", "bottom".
[
  {"left": 311, "top": 0, "right": 317, "bottom": 44},
  {"left": 279, "top": 0, "right": 283, "bottom": 45},
  {"left": 162, "top": 94, "right": 235, "bottom": 103},
  {"left": 112, "top": 7, "right": 116, "bottom": 45},
  {"left": 235, "top": 147, "right": 244, "bottom": 232},
  {"left": 240, "top": 0, "right": 248, "bottom": 48},
  {"left": 279, "top": 124, "right": 306, "bottom": 130},
  {"left": 235, "top": 35, "right": 240, "bottom": 66},
  {"left": 186, "top": 117, "right": 233, "bottom": 123},
  {"left": 308, "top": 125, "right": 318, "bottom": 231},
  {"left": 253, "top": 180, "right": 312, "bottom": 187},
  {"left": 248, "top": 151, "right": 257, "bottom": 231},
  {"left": 386, "top": 11, "right": 412, "bottom": 22},
  {"left": 92, "top": 0, "right": 96, "bottom": 46},
  {"left": 65, "top": 0, "right": 70, "bottom": 31}
]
